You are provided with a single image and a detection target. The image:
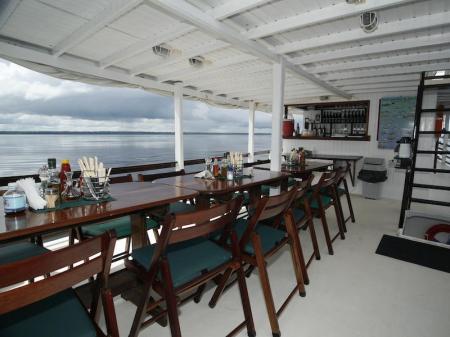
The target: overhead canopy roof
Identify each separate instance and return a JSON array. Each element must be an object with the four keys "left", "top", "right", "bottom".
[{"left": 0, "top": 0, "right": 449, "bottom": 110}]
